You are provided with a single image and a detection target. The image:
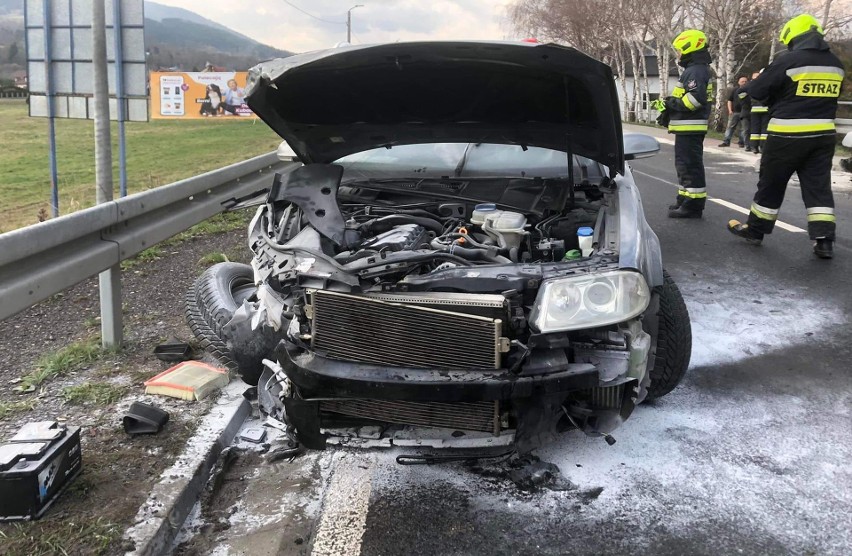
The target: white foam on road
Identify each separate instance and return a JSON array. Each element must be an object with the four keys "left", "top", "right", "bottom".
[{"left": 682, "top": 277, "right": 844, "bottom": 367}]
